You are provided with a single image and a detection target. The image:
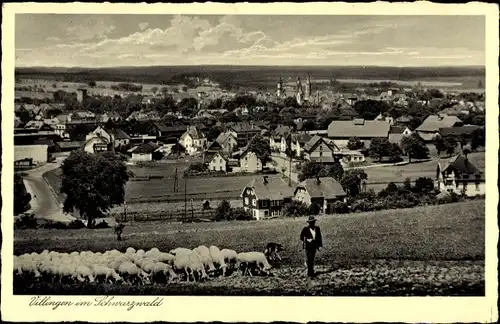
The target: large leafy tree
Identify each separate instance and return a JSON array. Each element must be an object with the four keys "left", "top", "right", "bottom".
[
  {"left": 298, "top": 162, "right": 344, "bottom": 183},
  {"left": 247, "top": 135, "right": 272, "bottom": 164},
  {"left": 400, "top": 133, "right": 429, "bottom": 163},
  {"left": 470, "top": 128, "right": 485, "bottom": 151},
  {"left": 347, "top": 137, "right": 364, "bottom": 150},
  {"left": 14, "top": 174, "right": 32, "bottom": 215},
  {"left": 353, "top": 100, "right": 390, "bottom": 120},
  {"left": 369, "top": 137, "right": 402, "bottom": 162},
  {"left": 60, "top": 151, "right": 130, "bottom": 228},
  {"left": 340, "top": 169, "right": 368, "bottom": 197}
]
